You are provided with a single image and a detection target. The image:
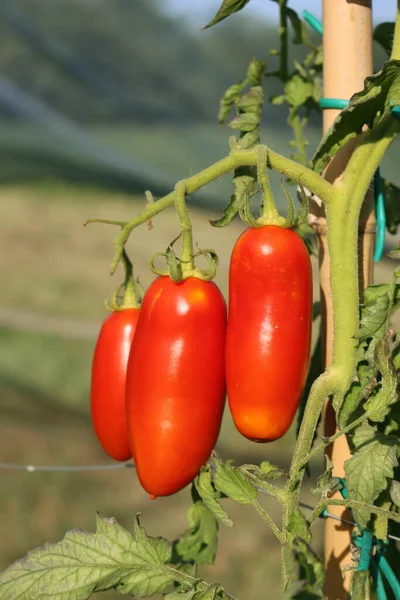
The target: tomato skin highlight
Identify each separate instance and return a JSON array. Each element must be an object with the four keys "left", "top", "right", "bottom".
[
  {"left": 226, "top": 225, "right": 312, "bottom": 442},
  {"left": 91, "top": 308, "right": 140, "bottom": 461},
  {"left": 126, "top": 276, "right": 227, "bottom": 497}
]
